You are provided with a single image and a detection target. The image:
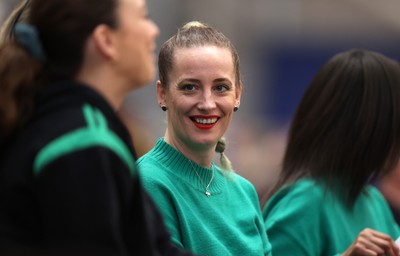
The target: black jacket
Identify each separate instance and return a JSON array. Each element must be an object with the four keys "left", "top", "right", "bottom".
[{"left": 0, "top": 80, "right": 193, "bottom": 256}]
